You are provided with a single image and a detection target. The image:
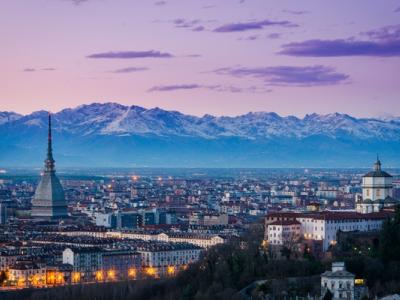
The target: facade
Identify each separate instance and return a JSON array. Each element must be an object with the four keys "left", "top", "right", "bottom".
[
  {"left": 62, "top": 247, "right": 141, "bottom": 282},
  {"left": 266, "top": 220, "right": 301, "bottom": 246},
  {"left": 137, "top": 243, "right": 202, "bottom": 277},
  {"left": 0, "top": 252, "right": 18, "bottom": 271},
  {"left": 203, "top": 213, "right": 229, "bottom": 226},
  {"left": 62, "top": 247, "right": 103, "bottom": 281},
  {"left": 321, "top": 262, "right": 354, "bottom": 300},
  {"left": 0, "top": 202, "right": 7, "bottom": 224},
  {"left": 95, "top": 212, "right": 142, "bottom": 229},
  {"left": 265, "top": 211, "right": 391, "bottom": 251},
  {"left": 57, "top": 230, "right": 226, "bottom": 249},
  {"left": 357, "top": 158, "right": 396, "bottom": 214},
  {"left": 8, "top": 263, "right": 46, "bottom": 288},
  {"left": 157, "top": 232, "right": 226, "bottom": 249},
  {"left": 31, "top": 114, "right": 68, "bottom": 219},
  {"left": 101, "top": 250, "right": 141, "bottom": 280}
]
